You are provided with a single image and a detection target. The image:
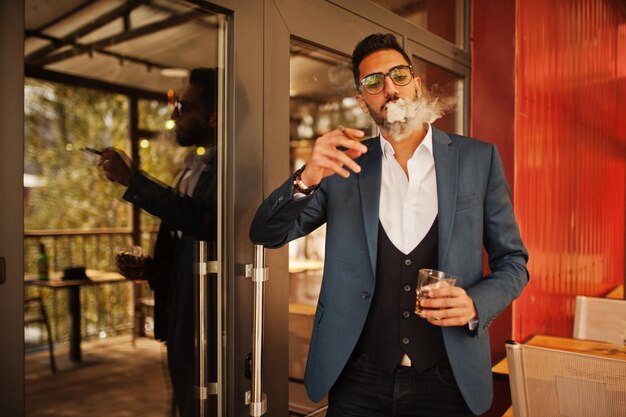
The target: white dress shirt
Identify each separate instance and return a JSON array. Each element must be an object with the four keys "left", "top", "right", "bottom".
[
  {"left": 379, "top": 125, "right": 437, "bottom": 254},
  {"left": 178, "top": 146, "right": 215, "bottom": 197},
  {"left": 379, "top": 126, "right": 437, "bottom": 367},
  {"left": 174, "top": 146, "right": 214, "bottom": 238}
]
